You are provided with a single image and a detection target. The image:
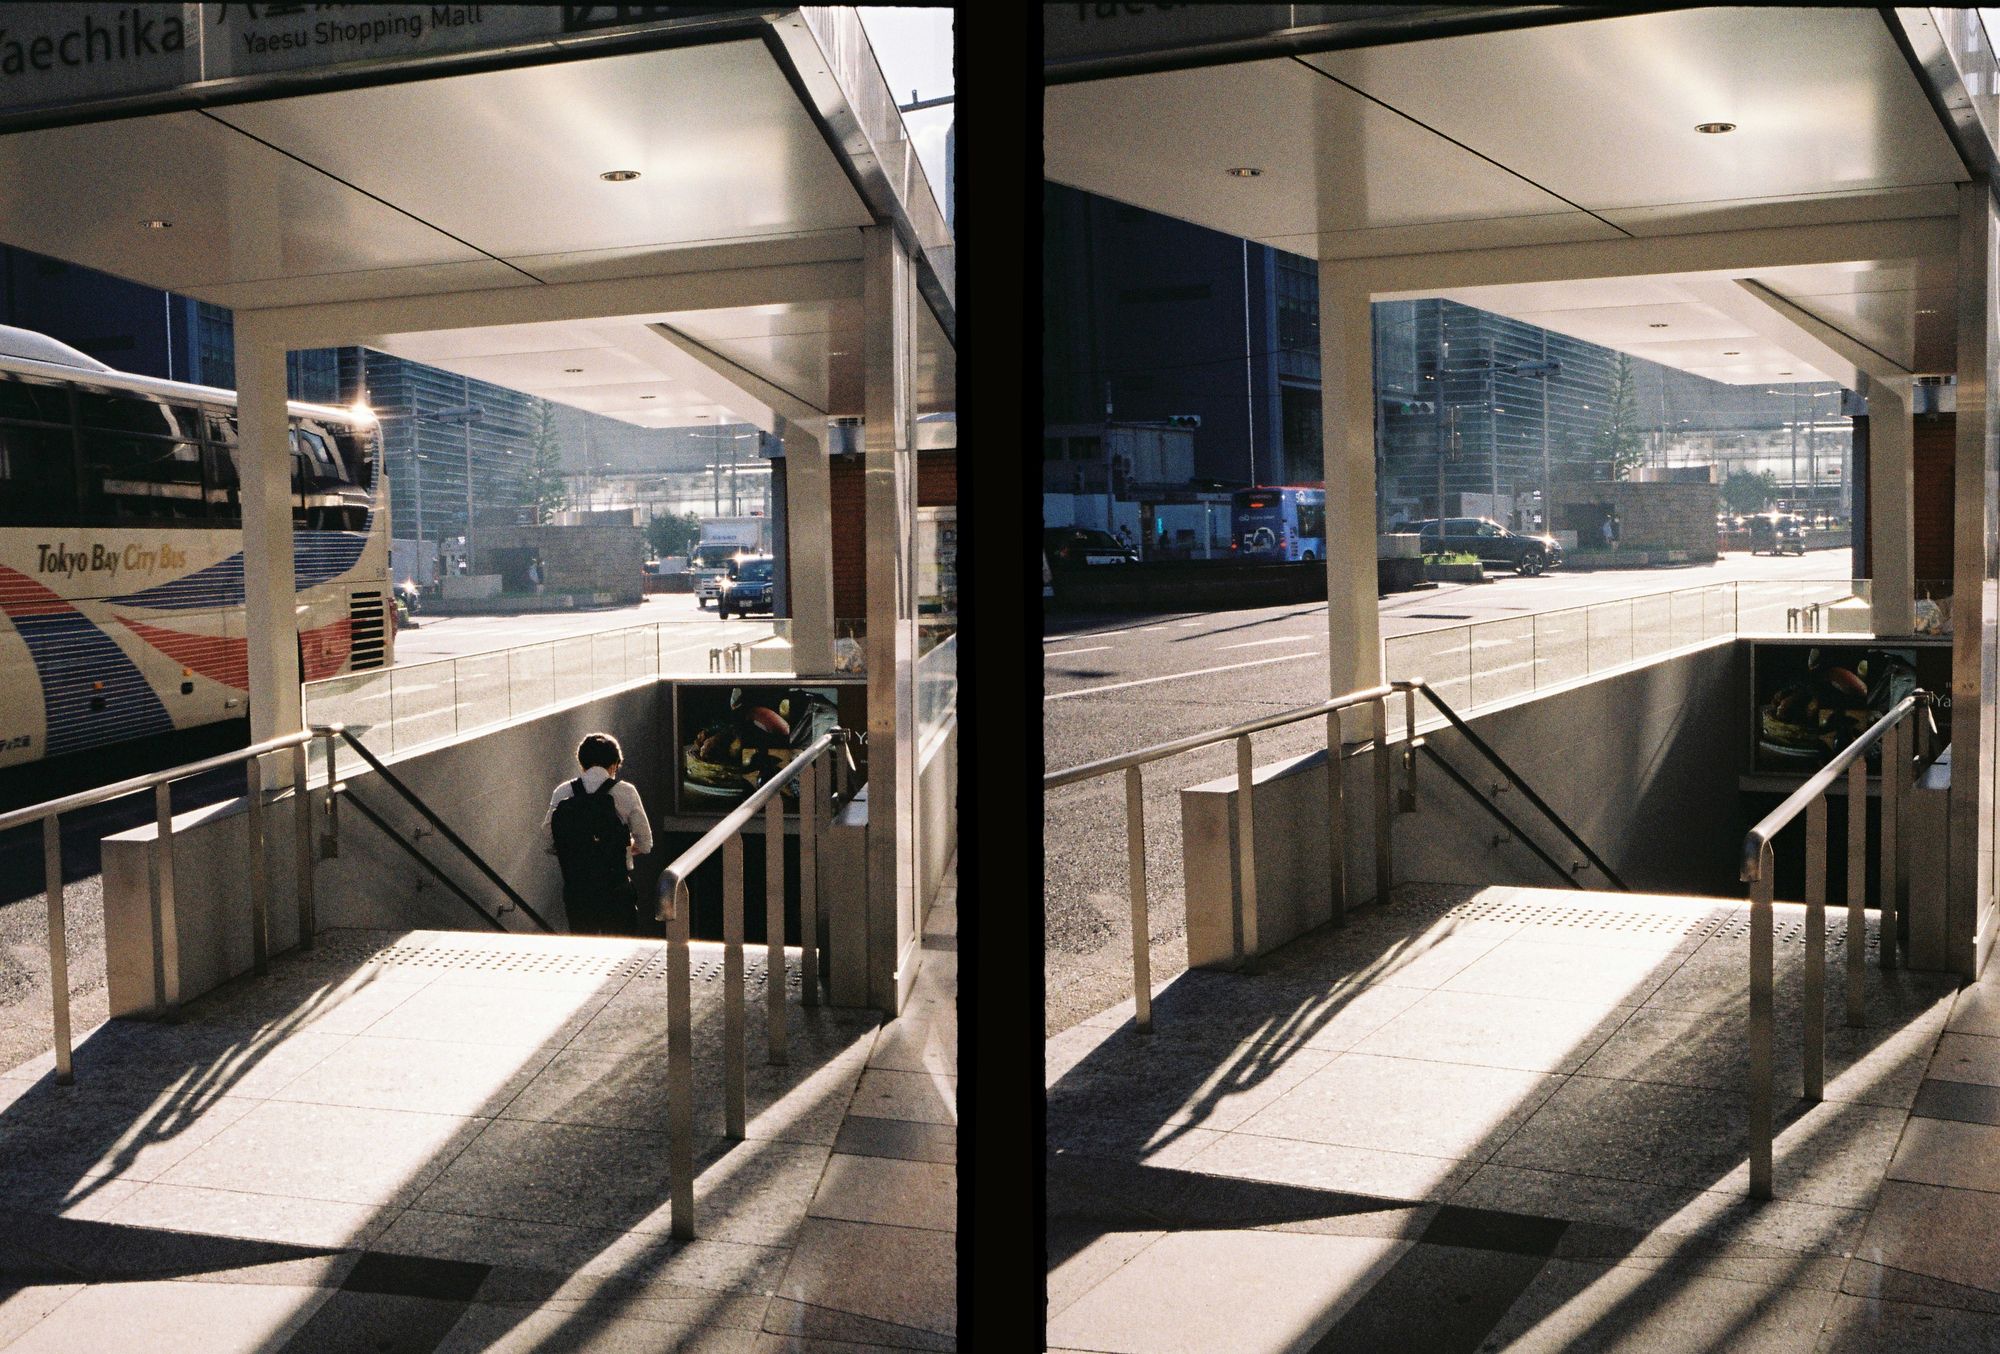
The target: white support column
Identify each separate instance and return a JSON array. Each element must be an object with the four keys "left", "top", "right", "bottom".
[
  {"left": 862, "top": 224, "right": 918, "bottom": 1015},
  {"left": 234, "top": 321, "right": 302, "bottom": 781},
  {"left": 780, "top": 416, "right": 836, "bottom": 675},
  {"left": 1318, "top": 272, "right": 1384, "bottom": 698},
  {"left": 1949, "top": 180, "right": 1995, "bottom": 980},
  {"left": 1865, "top": 375, "right": 1916, "bottom": 636}
]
